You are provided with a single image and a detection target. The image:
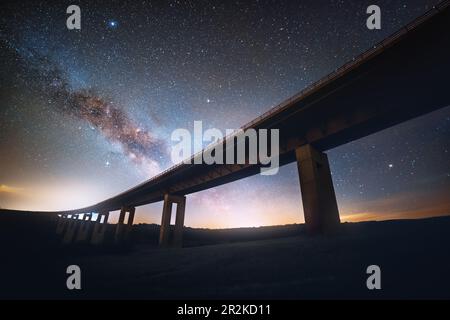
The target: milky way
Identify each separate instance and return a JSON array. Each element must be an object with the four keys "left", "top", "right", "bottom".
[
  {"left": 67, "top": 91, "right": 164, "bottom": 169},
  {"left": 3, "top": 39, "right": 165, "bottom": 173}
]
